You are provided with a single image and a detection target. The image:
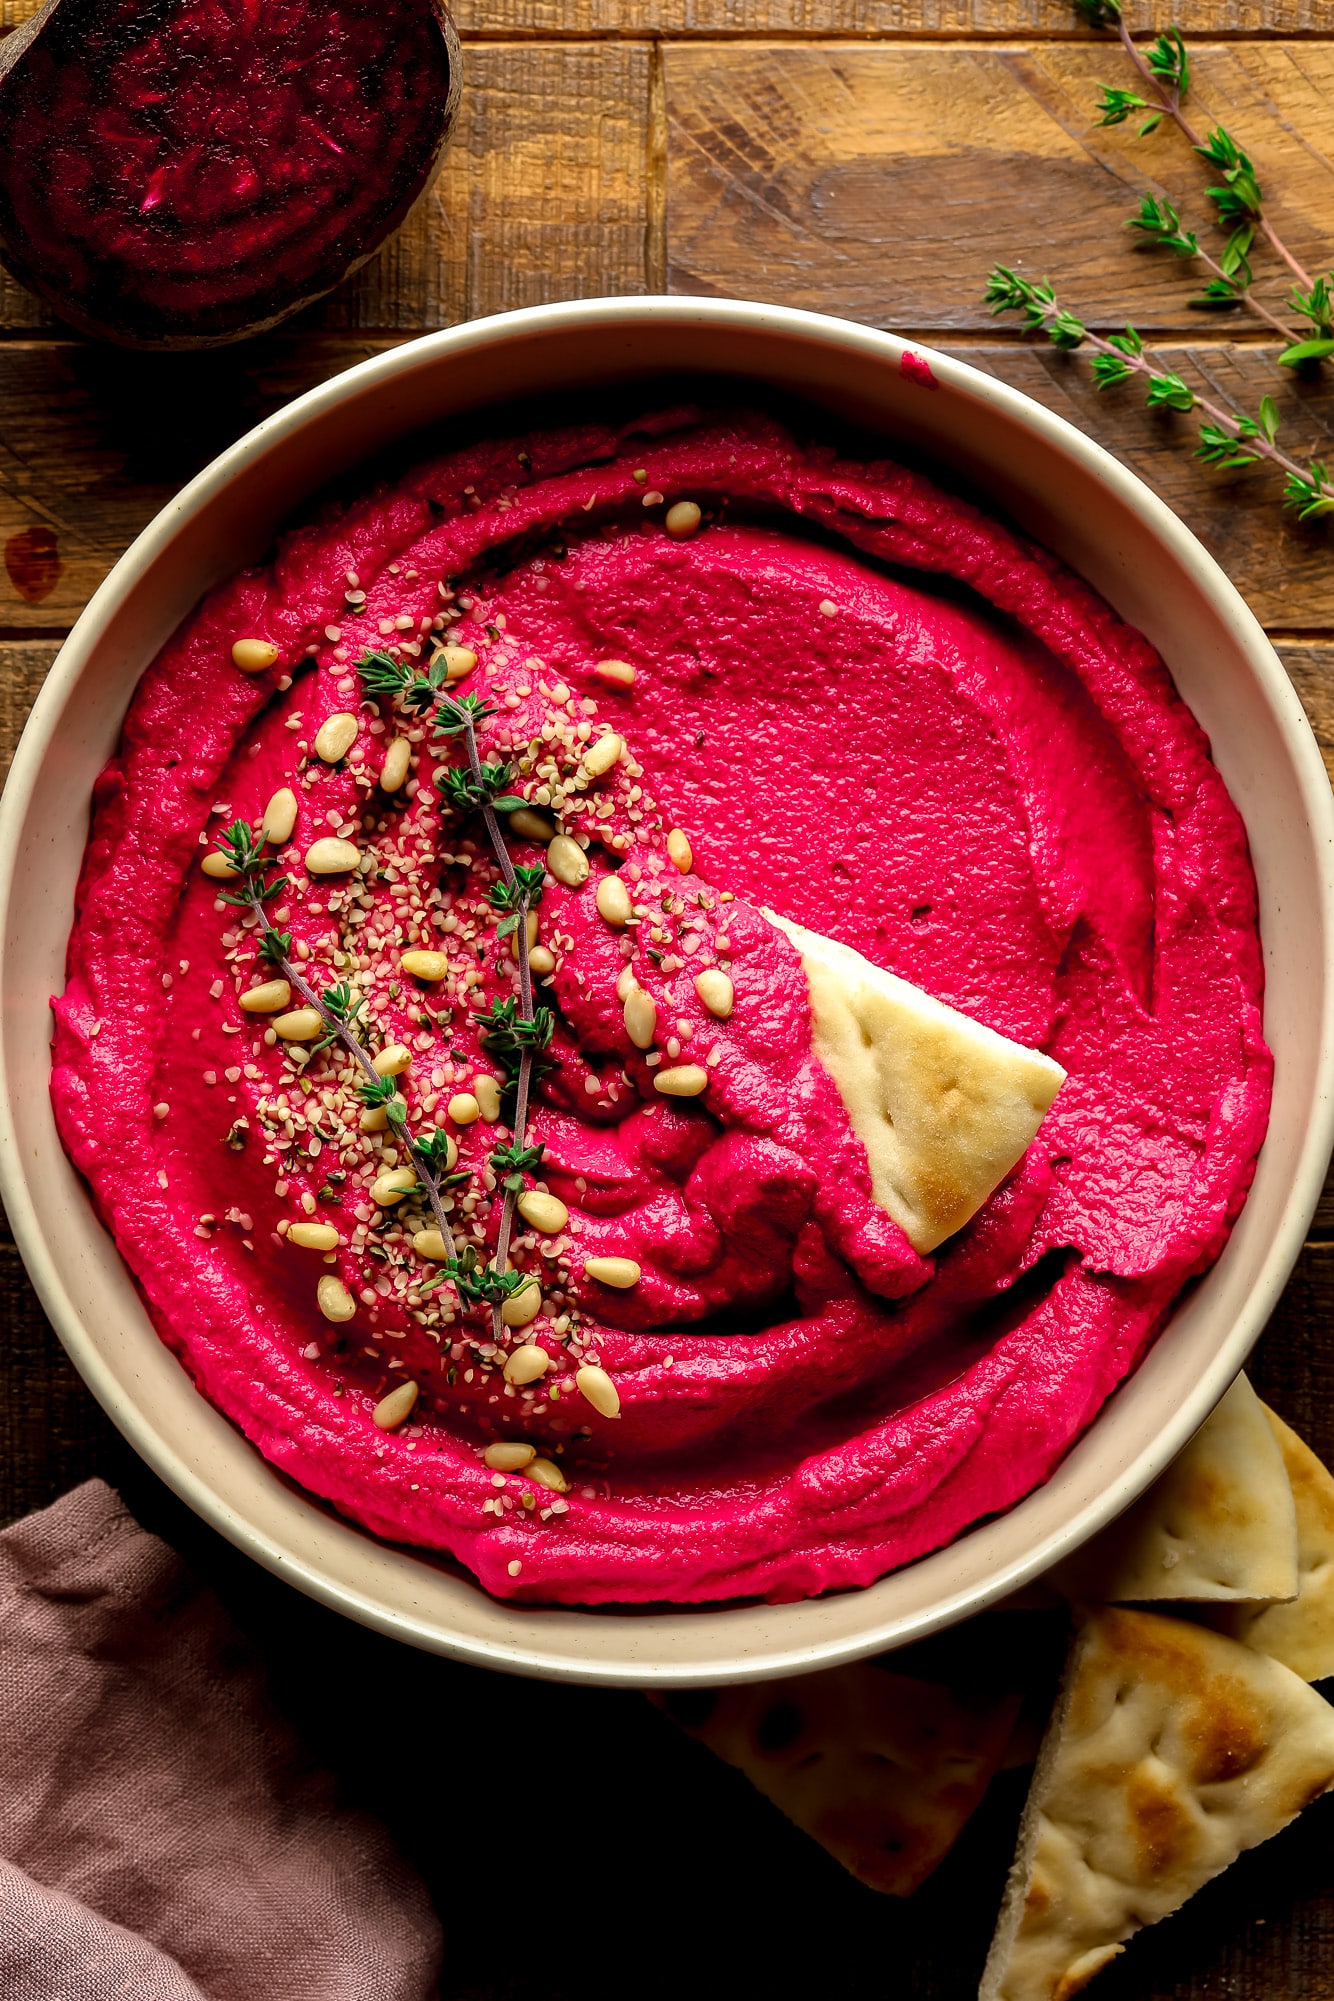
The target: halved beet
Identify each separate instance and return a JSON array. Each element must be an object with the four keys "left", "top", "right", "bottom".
[{"left": 0, "top": 0, "right": 460, "bottom": 348}]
